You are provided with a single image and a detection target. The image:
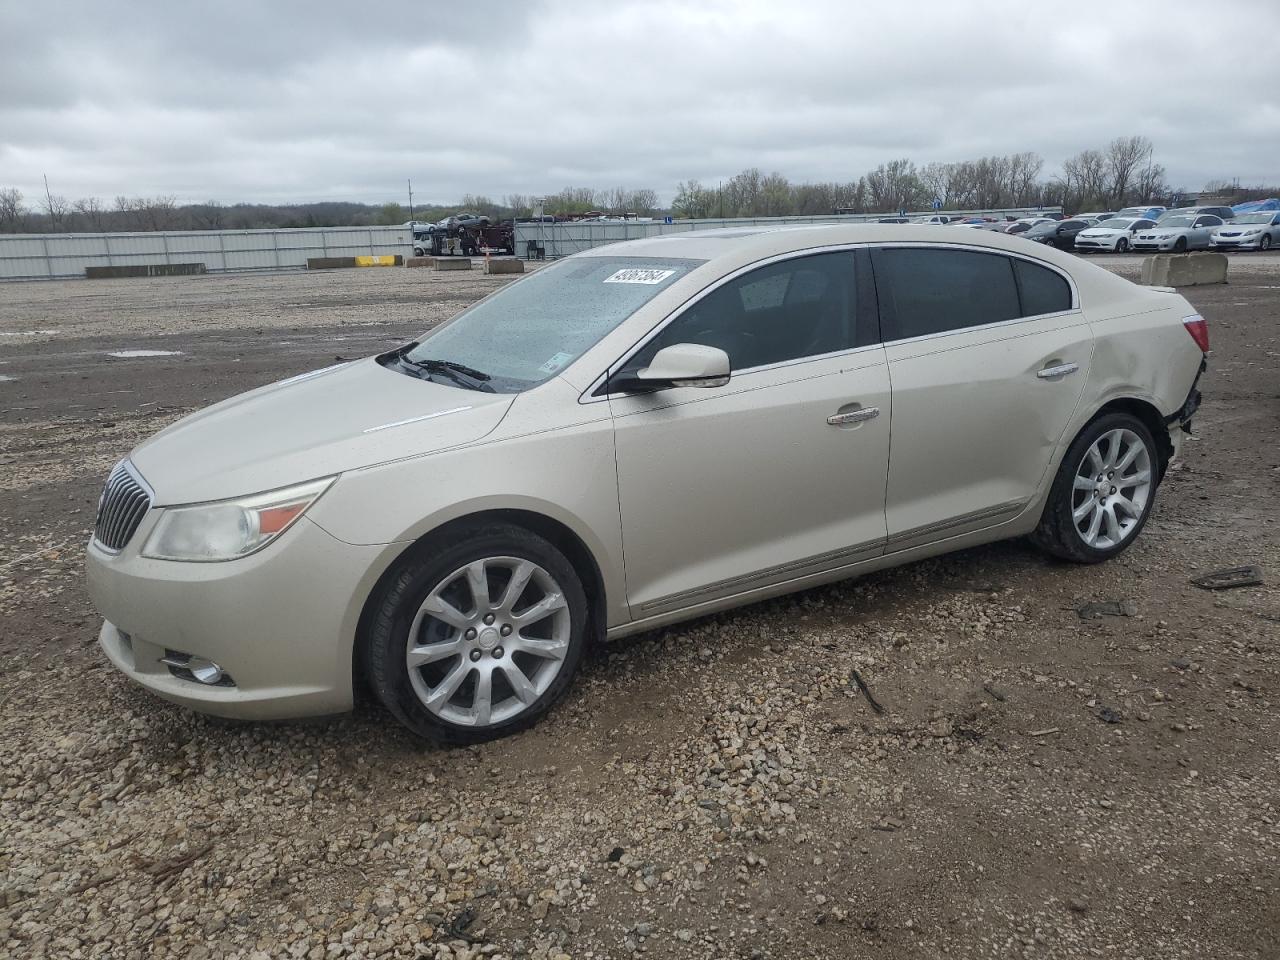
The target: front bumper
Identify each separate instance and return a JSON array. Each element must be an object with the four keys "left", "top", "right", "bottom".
[
  {"left": 1209, "top": 236, "right": 1260, "bottom": 250},
  {"left": 87, "top": 515, "right": 391, "bottom": 720},
  {"left": 1074, "top": 237, "right": 1116, "bottom": 251},
  {"left": 1132, "top": 238, "right": 1179, "bottom": 251}
]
